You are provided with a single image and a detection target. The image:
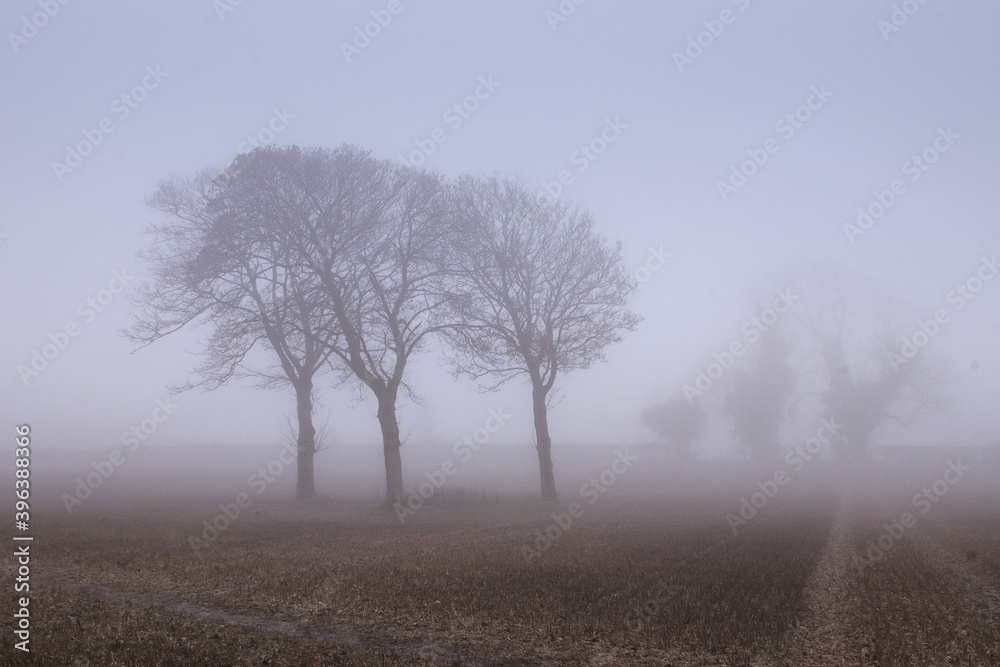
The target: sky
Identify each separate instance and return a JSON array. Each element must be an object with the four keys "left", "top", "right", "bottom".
[{"left": 2, "top": 0, "right": 999, "bottom": 461}]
